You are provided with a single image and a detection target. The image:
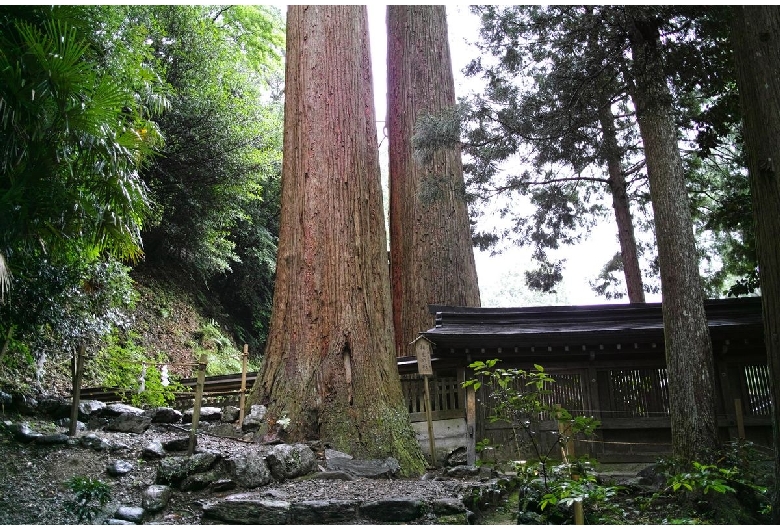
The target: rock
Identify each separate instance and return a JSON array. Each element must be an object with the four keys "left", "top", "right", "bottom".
[
  {"left": 241, "top": 404, "right": 267, "bottom": 432},
  {"left": 289, "top": 500, "right": 360, "bottom": 524},
  {"left": 107, "top": 459, "right": 135, "bottom": 477},
  {"left": 202, "top": 493, "right": 291, "bottom": 524},
  {"left": 227, "top": 449, "right": 273, "bottom": 488},
  {"left": 211, "top": 478, "right": 236, "bottom": 492},
  {"left": 266, "top": 443, "right": 317, "bottom": 480},
  {"left": 114, "top": 506, "right": 145, "bottom": 523},
  {"left": 637, "top": 464, "right": 666, "bottom": 490},
  {"left": 325, "top": 456, "right": 400, "bottom": 479},
  {"left": 106, "top": 412, "right": 152, "bottom": 434},
  {"left": 36, "top": 433, "right": 70, "bottom": 445},
  {"left": 445, "top": 465, "right": 480, "bottom": 478},
  {"left": 146, "top": 407, "right": 182, "bottom": 424},
  {"left": 308, "top": 470, "right": 354, "bottom": 481},
  {"left": 156, "top": 452, "right": 219, "bottom": 487},
  {"left": 203, "top": 423, "right": 242, "bottom": 438},
  {"left": 55, "top": 418, "right": 85, "bottom": 431},
  {"left": 142, "top": 441, "right": 166, "bottom": 460},
  {"left": 430, "top": 497, "right": 468, "bottom": 516},
  {"left": 9, "top": 393, "right": 37, "bottom": 415},
  {"left": 80, "top": 433, "right": 111, "bottom": 451},
  {"left": 9, "top": 422, "right": 42, "bottom": 443},
  {"left": 142, "top": 485, "right": 172, "bottom": 513},
  {"left": 360, "top": 497, "right": 427, "bottom": 522},
  {"left": 324, "top": 448, "right": 353, "bottom": 461},
  {"left": 445, "top": 446, "right": 467, "bottom": 467},
  {"left": 104, "top": 519, "right": 136, "bottom": 525},
  {"left": 221, "top": 406, "right": 240, "bottom": 423},
  {"left": 180, "top": 471, "right": 220, "bottom": 492},
  {"left": 162, "top": 437, "right": 190, "bottom": 452},
  {"left": 36, "top": 397, "right": 69, "bottom": 418},
  {"left": 182, "top": 406, "right": 221, "bottom": 423},
  {"left": 102, "top": 403, "right": 145, "bottom": 417},
  {"left": 77, "top": 400, "right": 106, "bottom": 420}
]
